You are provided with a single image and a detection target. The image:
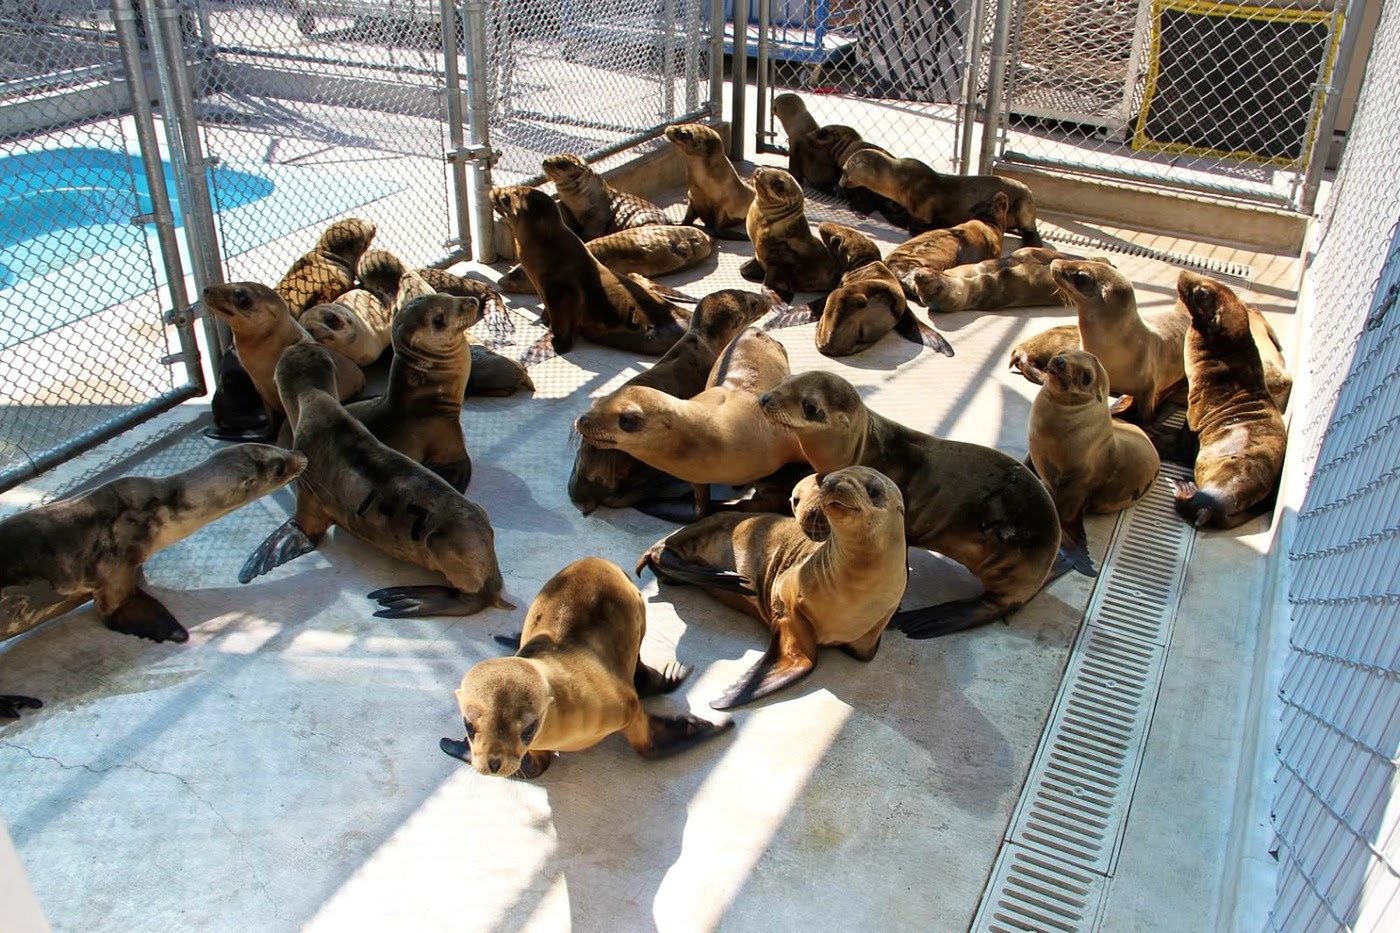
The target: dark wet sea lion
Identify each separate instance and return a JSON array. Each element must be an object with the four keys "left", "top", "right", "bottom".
[
  {"left": 274, "top": 217, "right": 377, "bottom": 317},
  {"left": 239, "top": 342, "right": 512, "bottom": 618},
  {"left": 884, "top": 193, "right": 1008, "bottom": 296},
  {"left": 742, "top": 167, "right": 841, "bottom": 301},
  {"left": 1173, "top": 271, "right": 1287, "bottom": 528},
  {"left": 541, "top": 153, "right": 671, "bottom": 240},
  {"left": 802, "top": 125, "right": 912, "bottom": 225},
  {"left": 759, "top": 370, "right": 1062, "bottom": 639},
  {"left": 638, "top": 466, "right": 907, "bottom": 709},
  {"left": 497, "top": 226, "right": 715, "bottom": 295},
  {"left": 771, "top": 92, "right": 823, "bottom": 183},
  {"left": 440, "top": 557, "right": 730, "bottom": 778},
  {"left": 663, "top": 123, "right": 755, "bottom": 239},
  {"left": 0, "top": 443, "right": 306, "bottom": 717}
]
